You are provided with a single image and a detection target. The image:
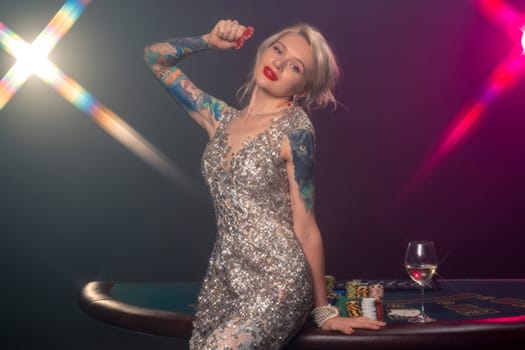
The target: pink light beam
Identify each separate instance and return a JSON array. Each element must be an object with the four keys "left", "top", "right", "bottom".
[{"left": 397, "top": 0, "right": 525, "bottom": 202}]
